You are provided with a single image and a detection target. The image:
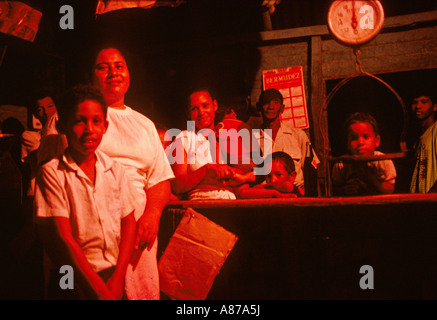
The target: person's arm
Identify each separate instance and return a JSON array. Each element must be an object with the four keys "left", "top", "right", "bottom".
[
  {"left": 370, "top": 178, "right": 395, "bottom": 194},
  {"left": 264, "top": 180, "right": 296, "bottom": 194},
  {"left": 363, "top": 162, "right": 395, "bottom": 194},
  {"left": 38, "top": 217, "right": 116, "bottom": 300},
  {"left": 136, "top": 180, "right": 171, "bottom": 251},
  {"left": 221, "top": 171, "right": 256, "bottom": 189},
  {"left": 171, "top": 149, "right": 237, "bottom": 195},
  {"left": 428, "top": 180, "right": 437, "bottom": 192},
  {"left": 106, "top": 211, "right": 136, "bottom": 299},
  {"left": 171, "top": 158, "right": 208, "bottom": 195},
  {"left": 237, "top": 184, "right": 297, "bottom": 199}
]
